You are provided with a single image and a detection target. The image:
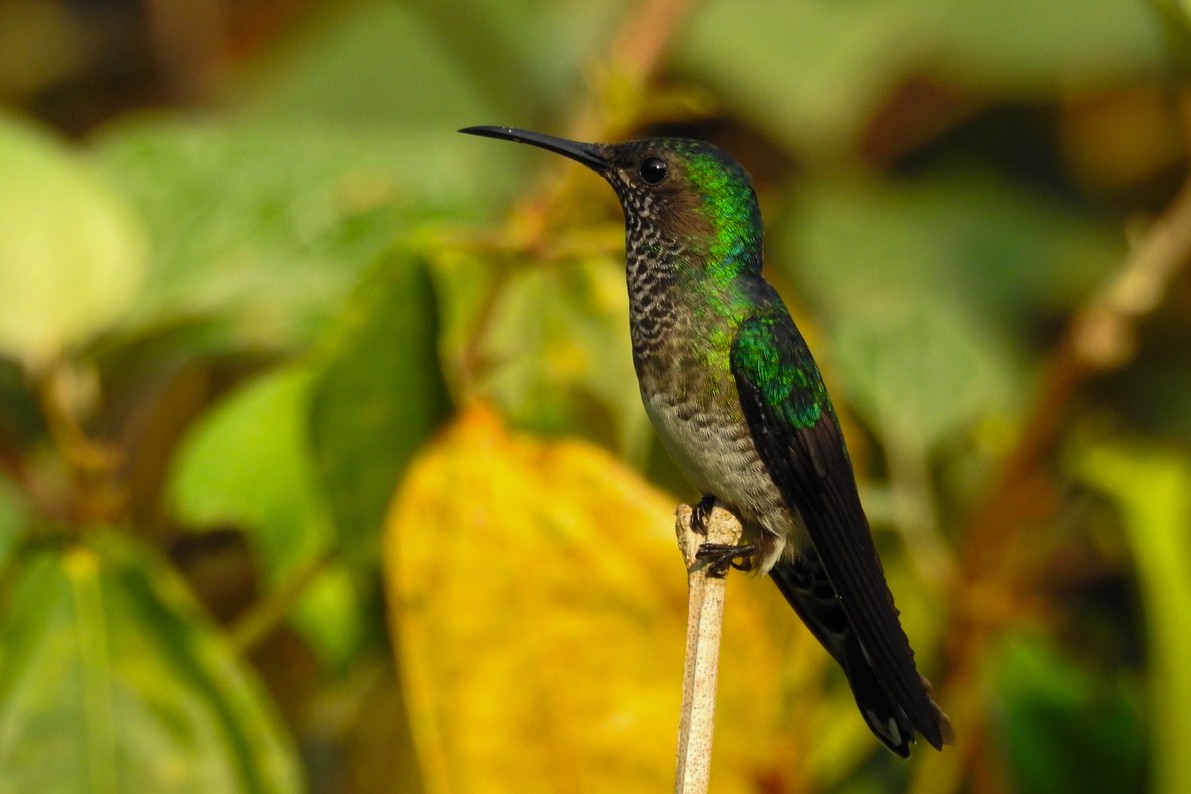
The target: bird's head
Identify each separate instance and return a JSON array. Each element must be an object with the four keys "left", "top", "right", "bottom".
[{"left": 460, "top": 126, "right": 762, "bottom": 276}]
